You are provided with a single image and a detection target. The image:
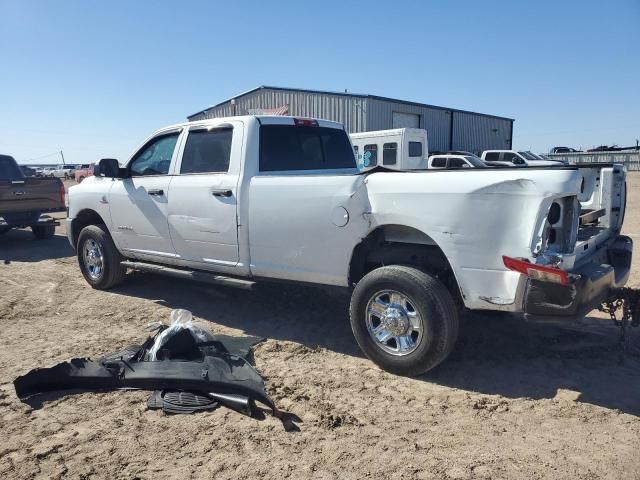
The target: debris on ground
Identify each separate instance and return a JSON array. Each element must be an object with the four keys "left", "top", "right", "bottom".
[{"left": 14, "top": 309, "right": 274, "bottom": 418}]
